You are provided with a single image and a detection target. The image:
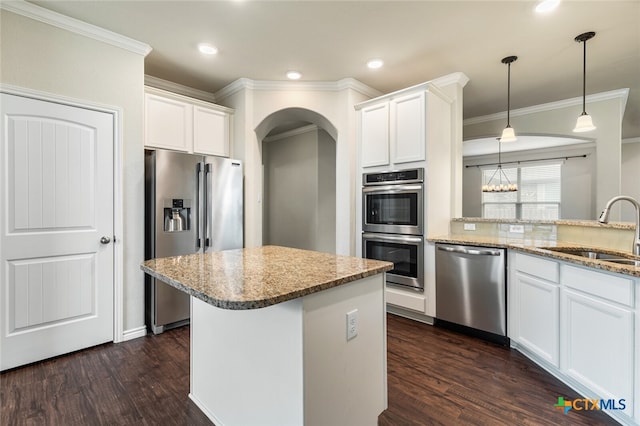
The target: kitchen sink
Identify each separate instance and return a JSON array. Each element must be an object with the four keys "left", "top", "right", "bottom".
[
  {"left": 540, "top": 247, "right": 637, "bottom": 261},
  {"left": 604, "top": 258, "right": 640, "bottom": 267}
]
